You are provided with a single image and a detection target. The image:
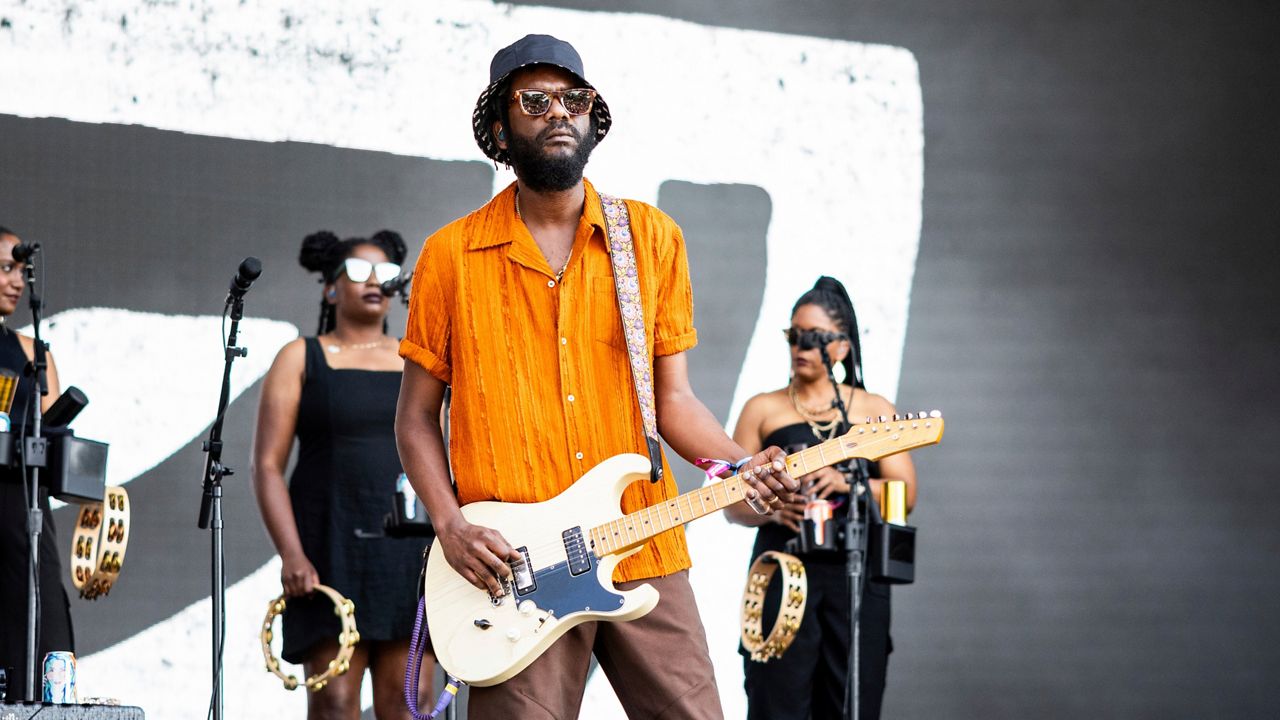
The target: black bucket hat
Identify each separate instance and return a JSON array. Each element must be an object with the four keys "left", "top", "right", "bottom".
[{"left": 472, "top": 34, "right": 612, "bottom": 165}]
